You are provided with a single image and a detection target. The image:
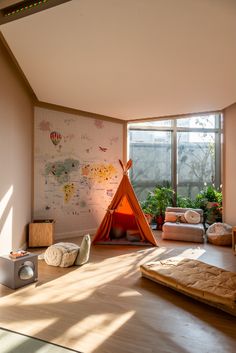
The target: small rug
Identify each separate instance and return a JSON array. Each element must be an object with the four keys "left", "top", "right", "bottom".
[{"left": 0, "top": 327, "right": 82, "bottom": 353}]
